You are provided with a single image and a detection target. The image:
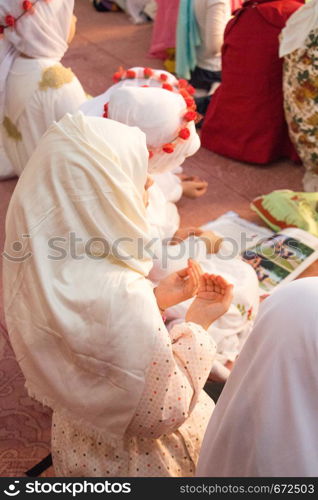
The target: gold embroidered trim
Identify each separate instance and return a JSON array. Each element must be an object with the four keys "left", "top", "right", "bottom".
[
  {"left": 39, "top": 65, "right": 74, "bottom": 91},
  {"left": 3, "top": 116, "right": 22, "bottom": 141}
]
